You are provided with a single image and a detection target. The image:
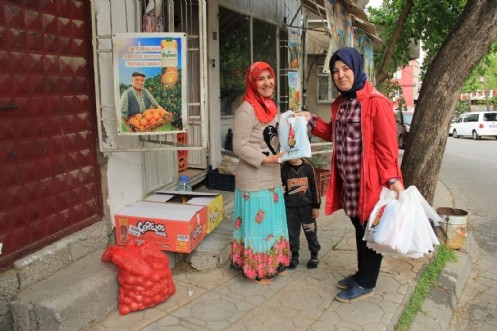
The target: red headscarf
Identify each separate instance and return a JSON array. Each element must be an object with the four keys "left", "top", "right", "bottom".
[{"left": 243, "top": 62, "right": 278, "bottom": 124}]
